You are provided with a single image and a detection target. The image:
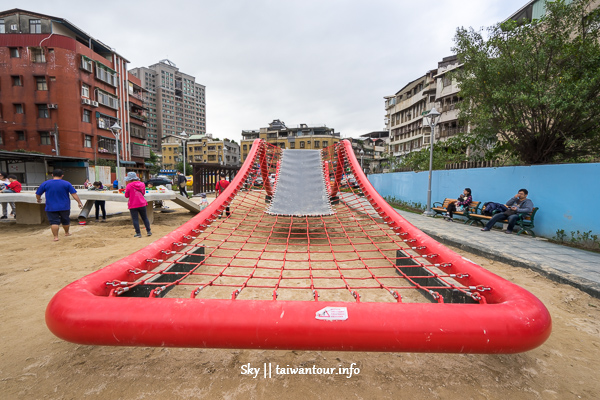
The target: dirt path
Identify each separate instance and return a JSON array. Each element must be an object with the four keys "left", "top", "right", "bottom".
[{"left": 0, "top": 209, "right": 599, "bottom": 399}]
